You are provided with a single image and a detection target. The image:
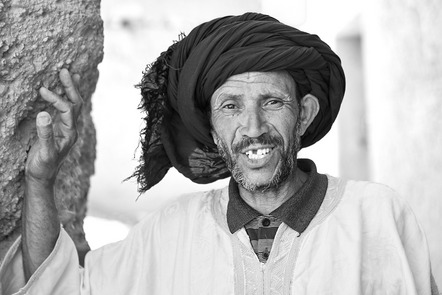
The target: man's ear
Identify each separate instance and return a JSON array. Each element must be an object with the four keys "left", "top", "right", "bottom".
[{"left": 298, "top": 94, "right": 320, "bottom": 136}]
